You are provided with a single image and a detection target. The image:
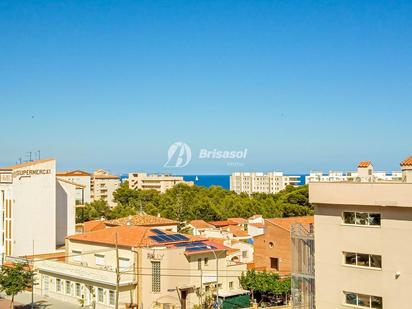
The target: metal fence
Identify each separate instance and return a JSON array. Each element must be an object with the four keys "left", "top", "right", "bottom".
[{"left": 290, "top": 223, "right": 315, "bottom": 309}]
